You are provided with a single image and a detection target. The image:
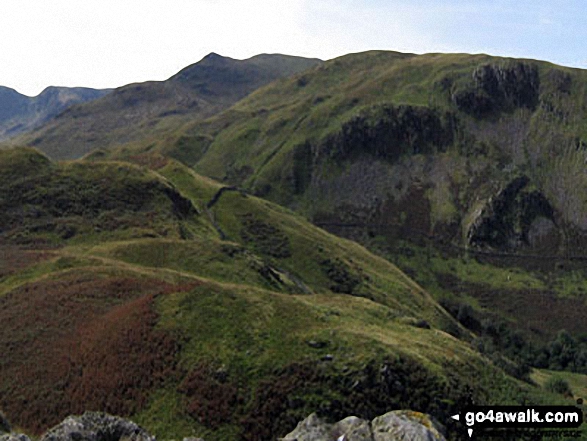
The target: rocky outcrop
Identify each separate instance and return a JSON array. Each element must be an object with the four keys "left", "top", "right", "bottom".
[
  {"left": 0, "top": 413, "right": 155, "bottom": 441},
  {"left": 290, "top": 104, "right": 455, "bottom": 195},
  {"left": 452, "top": 62, "right": 540, "bottom": 118},
  {"left": 282, "top": 410, "right": 446, "bottom": 441},
  {"left": 321, "top": 104, "right": 455, "bottom": 164},
  {"left": 466, "top": 176, "right": 558, "bottom": 251},
  {"left": 40, "top": 412, "right": 155, "bottom": 441}
]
